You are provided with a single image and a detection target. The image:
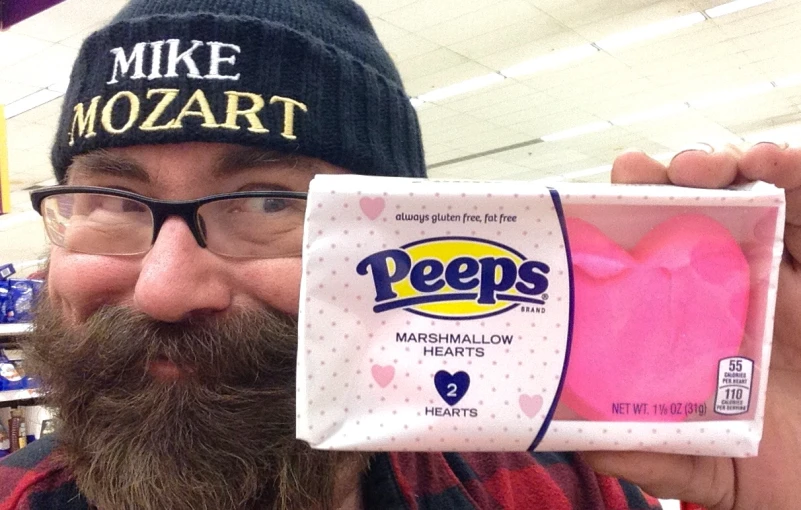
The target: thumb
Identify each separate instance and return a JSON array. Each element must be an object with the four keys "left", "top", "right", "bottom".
[{"left": 582, "top": 451, "right": 735, "bottom": 510}]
